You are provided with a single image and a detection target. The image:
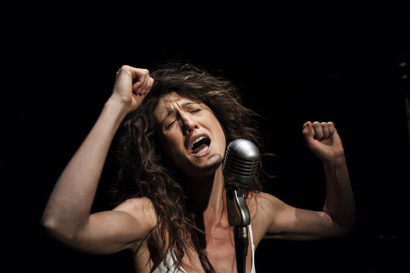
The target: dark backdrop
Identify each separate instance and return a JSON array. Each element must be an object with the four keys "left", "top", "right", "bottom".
[{"left": 3, "top": 1, "right": 410, "bottom": 273}]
